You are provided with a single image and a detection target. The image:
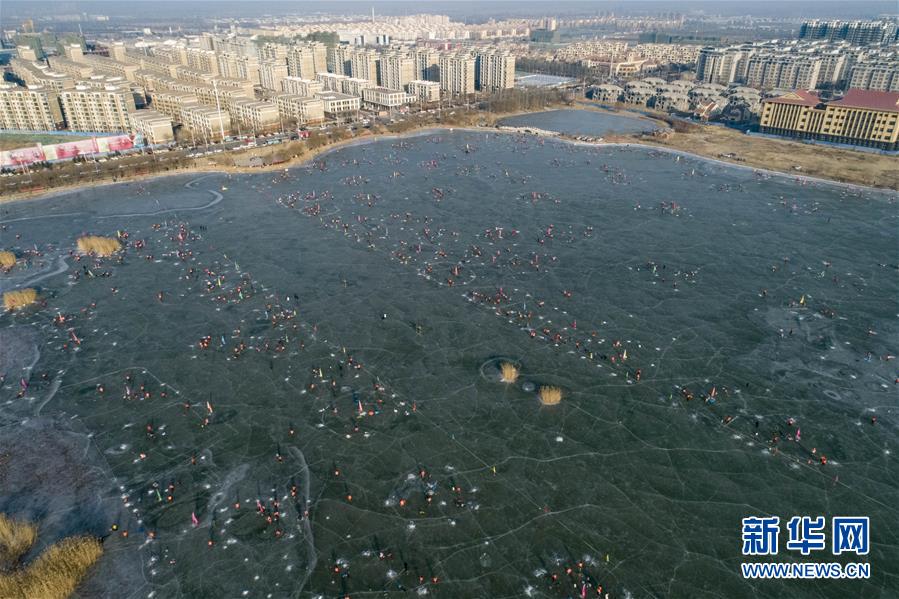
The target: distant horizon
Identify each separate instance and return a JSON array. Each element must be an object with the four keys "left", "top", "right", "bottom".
[{"left": 6, "top": 0, "right": 896, "bottom": 22}]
